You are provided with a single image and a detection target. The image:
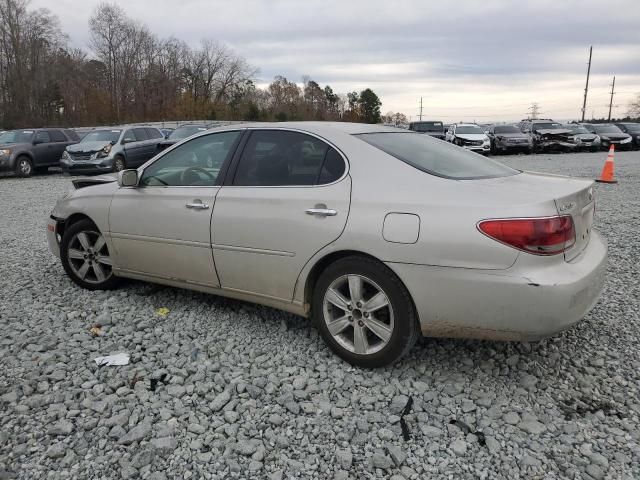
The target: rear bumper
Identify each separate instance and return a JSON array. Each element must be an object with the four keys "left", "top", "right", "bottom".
[{"left": 388, "top": 230, "right": 607, "bottom": 341}]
